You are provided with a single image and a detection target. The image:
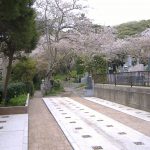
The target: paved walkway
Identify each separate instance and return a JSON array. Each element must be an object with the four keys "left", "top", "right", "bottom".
[
  {"left": 72, "top": 97, "right": 150, "bottom": 137},
  {"left": 28, "top": 91, "right": 73, "bottom": 150},
  {"left": 0, "top": 114, "right": 28, "bottom": 150},
  {"left": 29, "top": 89, "right": 150, "bottom": 149},
  {"left": 44, "top": 97, "right": 150, "bottom": 150},
  {"left": 63, "top": 85, "right": 150, "bottom": 137}
]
